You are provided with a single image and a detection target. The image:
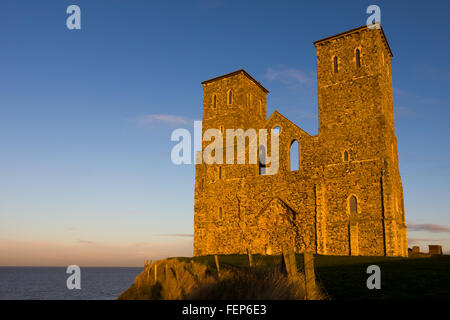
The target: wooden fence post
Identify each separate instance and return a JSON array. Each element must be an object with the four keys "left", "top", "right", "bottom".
[
  {"left": 214, "top": 255, "right": 221, "bottom": 279},
  {"left": 282, "top": 244, "right": 299, "bottom": 281},
  {"left": 304, "top": 251, "right": 316, "bottom": 300},
  {"left": 165, "top": 263, "right": 169, "bottom": 286},
  {"left": 174, "top": 267, "right": 179, "bottom": 281},
  {"left": 247, "top": 248, "right": 254, "bottom": 267},
  {"left": 281, "top": 244, "right": 291, "bottom": 276},
  {"left": 288, "top": 248, "right": 298, "bottom": 280}
]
